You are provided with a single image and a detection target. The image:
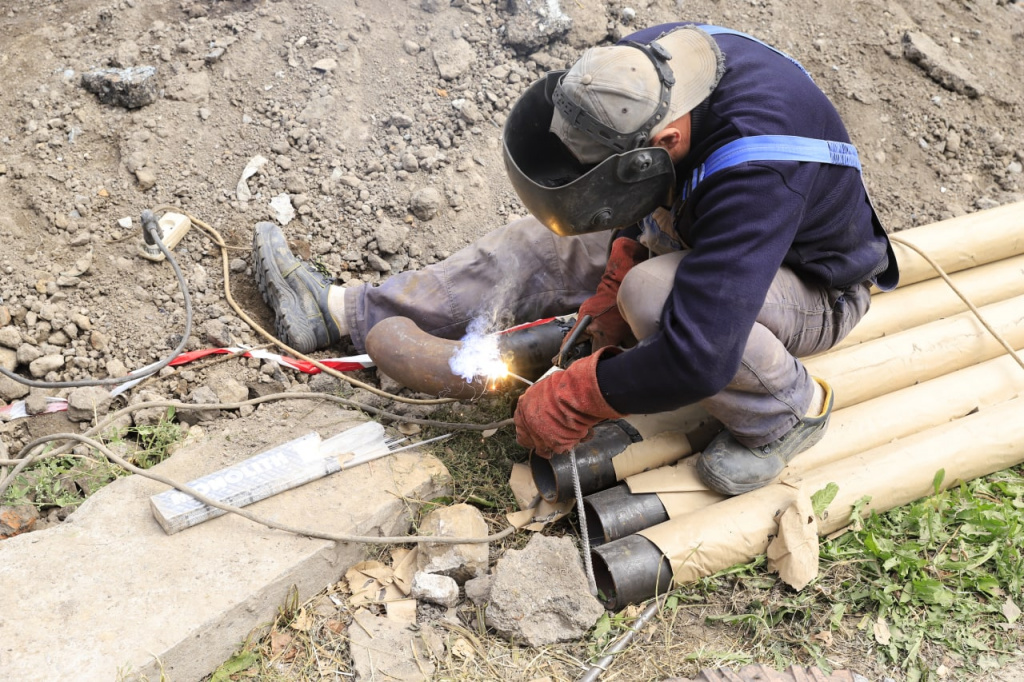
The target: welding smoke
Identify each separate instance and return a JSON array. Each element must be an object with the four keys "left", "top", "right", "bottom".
[{"left": 449, "top": 316, "right": 504, "bottom": 382}]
